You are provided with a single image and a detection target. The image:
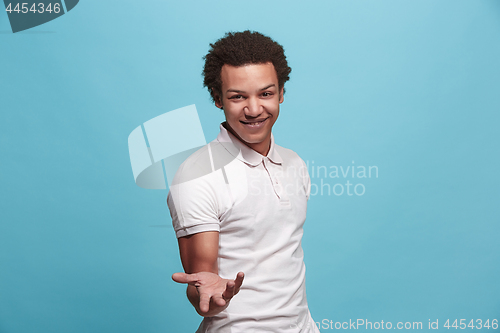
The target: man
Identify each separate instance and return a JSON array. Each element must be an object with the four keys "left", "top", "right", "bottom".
[{"left": 167, "top": 30, "right": 319, "bottom": 332}]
